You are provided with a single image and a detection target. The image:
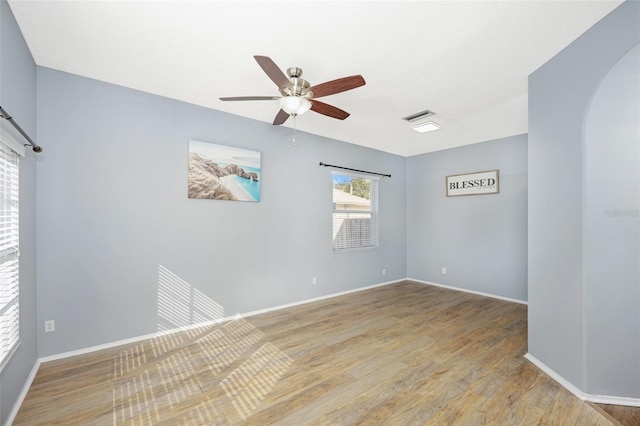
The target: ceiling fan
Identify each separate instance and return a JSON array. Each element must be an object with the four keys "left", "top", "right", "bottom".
[{"left": 220, "top": 56, "right": 366, "bottom": 125}]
